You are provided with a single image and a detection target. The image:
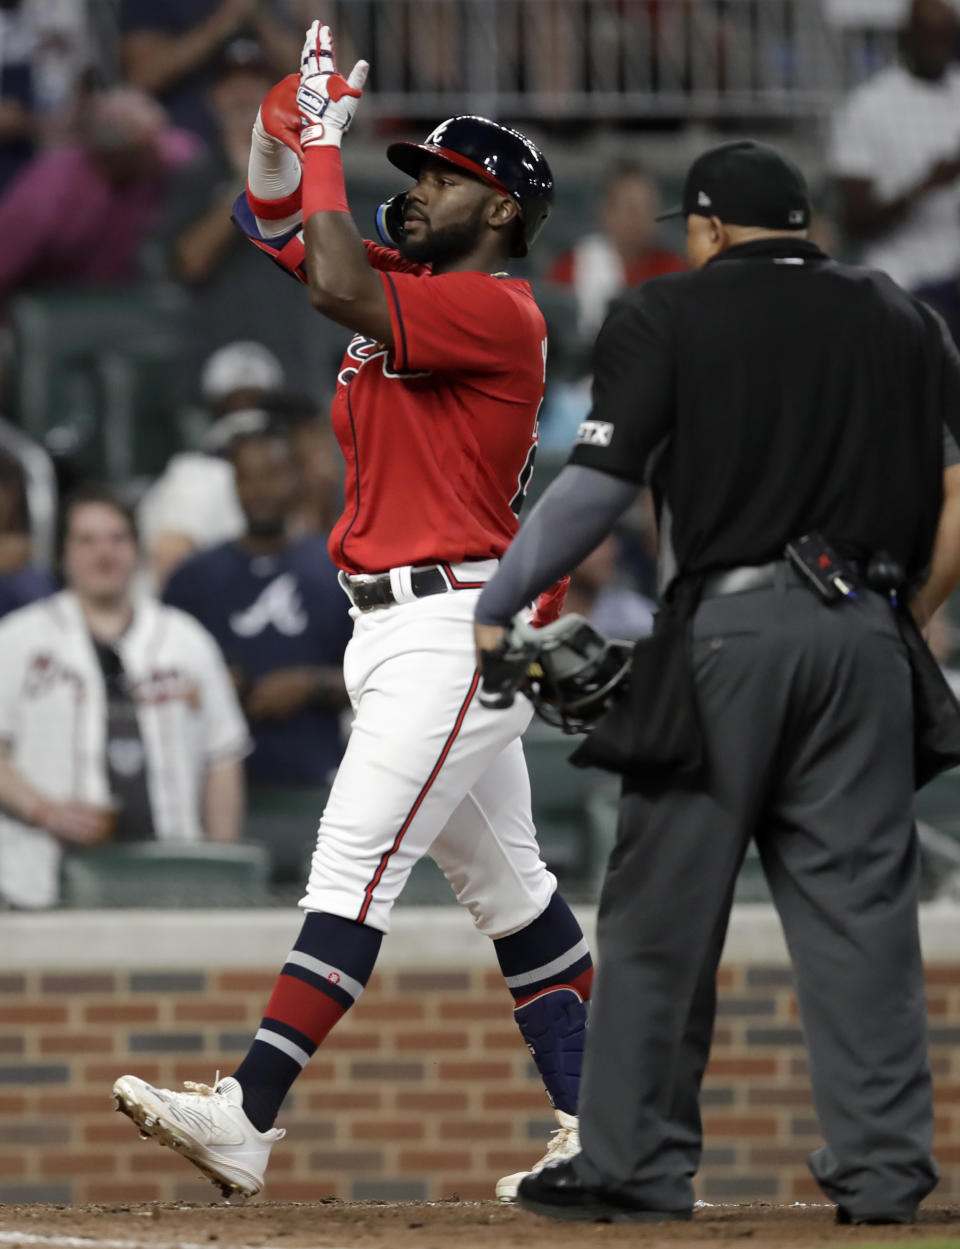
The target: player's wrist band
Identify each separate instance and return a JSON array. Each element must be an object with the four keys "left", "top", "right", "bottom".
[
  {"left": 246, "top": 183, "right": 303, "bottom": 220},
  {"left": 302, "top": 146, "right": 350, "bottom": 218}
]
